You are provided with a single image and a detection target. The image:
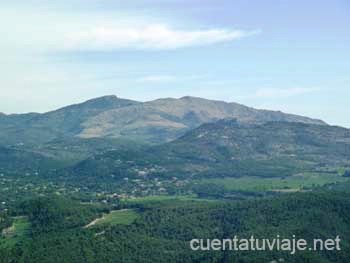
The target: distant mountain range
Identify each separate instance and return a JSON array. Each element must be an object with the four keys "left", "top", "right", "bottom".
[
  {"left": 0, "top": 95, "right": 326, "bottom": 145},
  {"left": 0, "top": 95, "right": 349, "bottom": 184}
]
